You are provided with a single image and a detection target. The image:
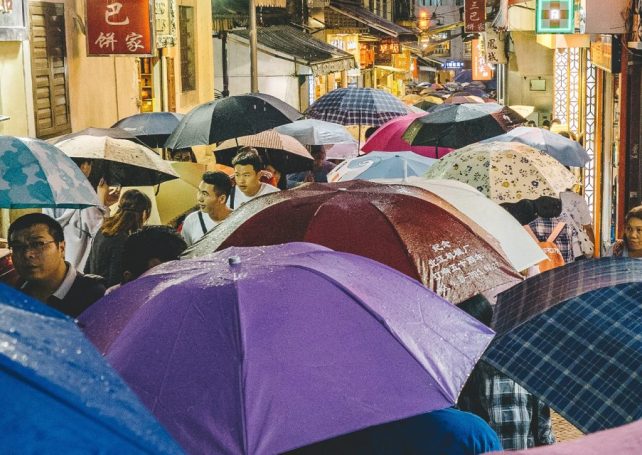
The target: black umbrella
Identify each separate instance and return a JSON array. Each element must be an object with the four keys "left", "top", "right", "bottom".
[
  {"left": 165, "top": 93, "right": 302, "bottom": 149},
  {"left": 112, "top": 112, "right": 185, "bottom": 148},
  {"left": 402, "top": 103, "right": 525, "bottom": 151}
]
